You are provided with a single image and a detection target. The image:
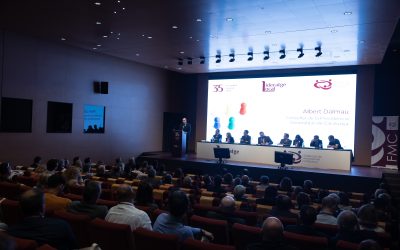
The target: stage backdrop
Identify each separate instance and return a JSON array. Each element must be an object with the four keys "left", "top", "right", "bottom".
[{"left": 371, "top": 116, "right": 399, "bottom": 169}]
